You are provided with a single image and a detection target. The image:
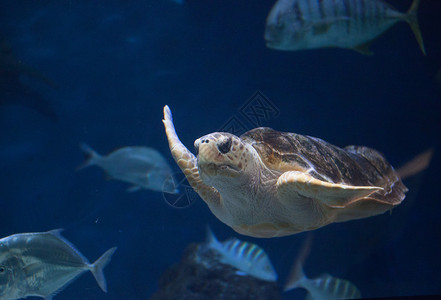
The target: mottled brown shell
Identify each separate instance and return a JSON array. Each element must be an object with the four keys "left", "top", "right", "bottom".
[{"left": 240, "top": 127, "right": 407, "bottom": 206}]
